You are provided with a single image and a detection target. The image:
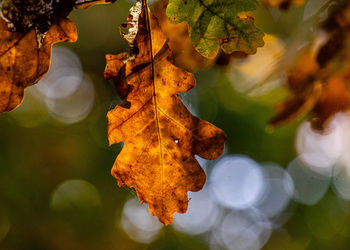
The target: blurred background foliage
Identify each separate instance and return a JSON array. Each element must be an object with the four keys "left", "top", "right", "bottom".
[{"left": 1, "top": 0, "right": 350, "bottom": 249}]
